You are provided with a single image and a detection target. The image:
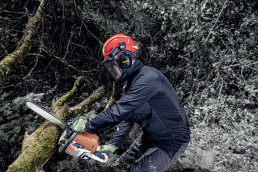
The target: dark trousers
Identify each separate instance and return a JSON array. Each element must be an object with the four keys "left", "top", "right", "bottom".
[{"left": 120, "top": 134, "right": 189, "bottom": 172}]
